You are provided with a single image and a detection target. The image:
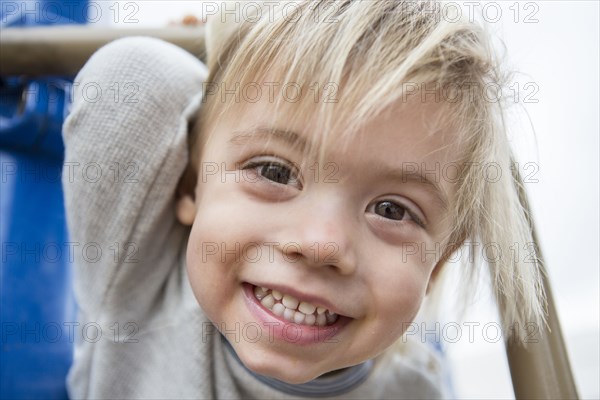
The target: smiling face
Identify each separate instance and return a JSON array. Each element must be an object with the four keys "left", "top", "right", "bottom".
[{"left": 176, "top": 92, "right": 460, "bottom": 384}]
